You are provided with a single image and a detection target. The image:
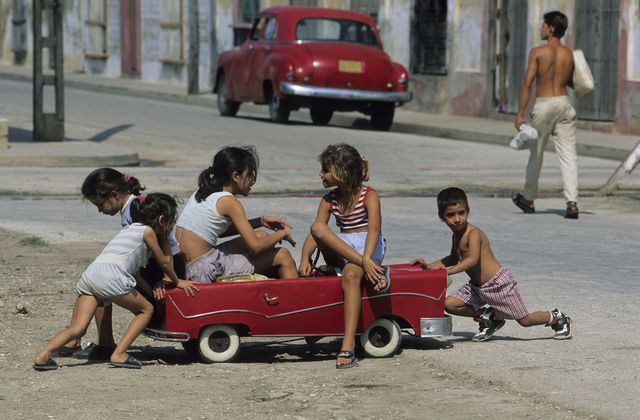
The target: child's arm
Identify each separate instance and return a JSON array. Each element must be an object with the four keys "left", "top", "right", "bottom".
[
  {"left": 361, "top": 190, "right": 385, "bottom": 287},
  {"left": 299, "top": 199, "right": 331, "bottom": 277},
  {"left": 221, "top": 216, "right": 292, "bottom": 237},
  {"left": 143, "top": 228, "right": 199, "bottom": 296},
  {"left": 217, "top": 196, "right": 296, "bottom": 255},
  {"left": 410, "top": 236, "right": 458, "bottom": 269},
  {"left": 443, "top": 229, "right": 481, "bottom": 275}
]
